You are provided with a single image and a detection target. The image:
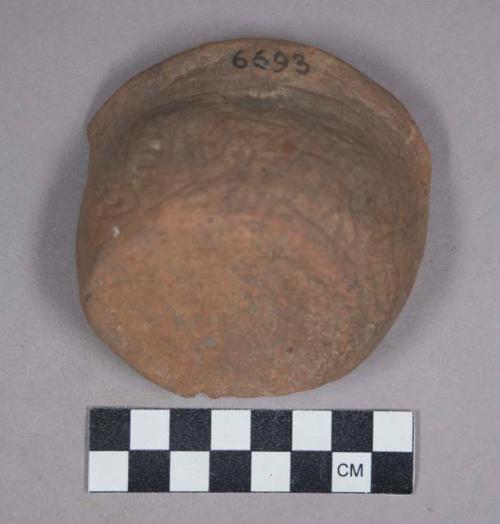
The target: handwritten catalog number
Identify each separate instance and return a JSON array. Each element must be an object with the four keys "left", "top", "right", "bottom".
[{"left": 232, "top": 49, "right": 310, "bottom": 74}]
